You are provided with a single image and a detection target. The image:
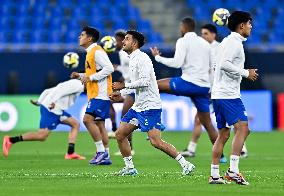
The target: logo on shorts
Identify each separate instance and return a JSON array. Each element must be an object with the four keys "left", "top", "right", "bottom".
[
  {"left": 244, "top": 111, "right": 247, "bottom": 116},
  {"left": 145, "top": 119, "right": 148, "bottom": 126}
]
